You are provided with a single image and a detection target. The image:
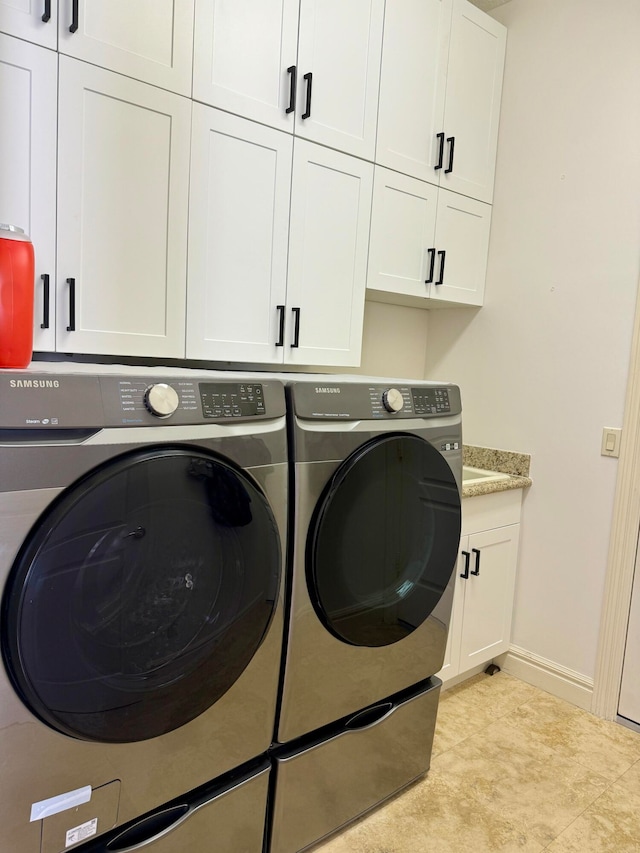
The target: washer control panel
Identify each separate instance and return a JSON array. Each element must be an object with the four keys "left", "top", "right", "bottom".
[
  {"left": 199, "top": 382, "right": 265, "bottom": 418},
  {"left": 0, "top": 374, "right": 285, "bottom": 428}
]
